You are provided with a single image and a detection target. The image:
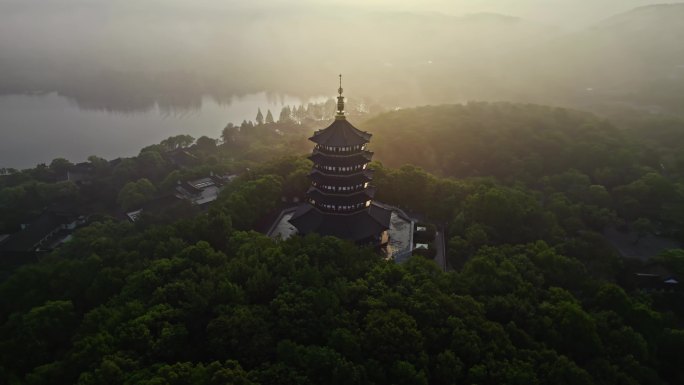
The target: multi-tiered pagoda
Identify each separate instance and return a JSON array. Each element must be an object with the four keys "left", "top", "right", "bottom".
[{"left": 289, "top": 76, "right": 392, "bottom": 245}]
